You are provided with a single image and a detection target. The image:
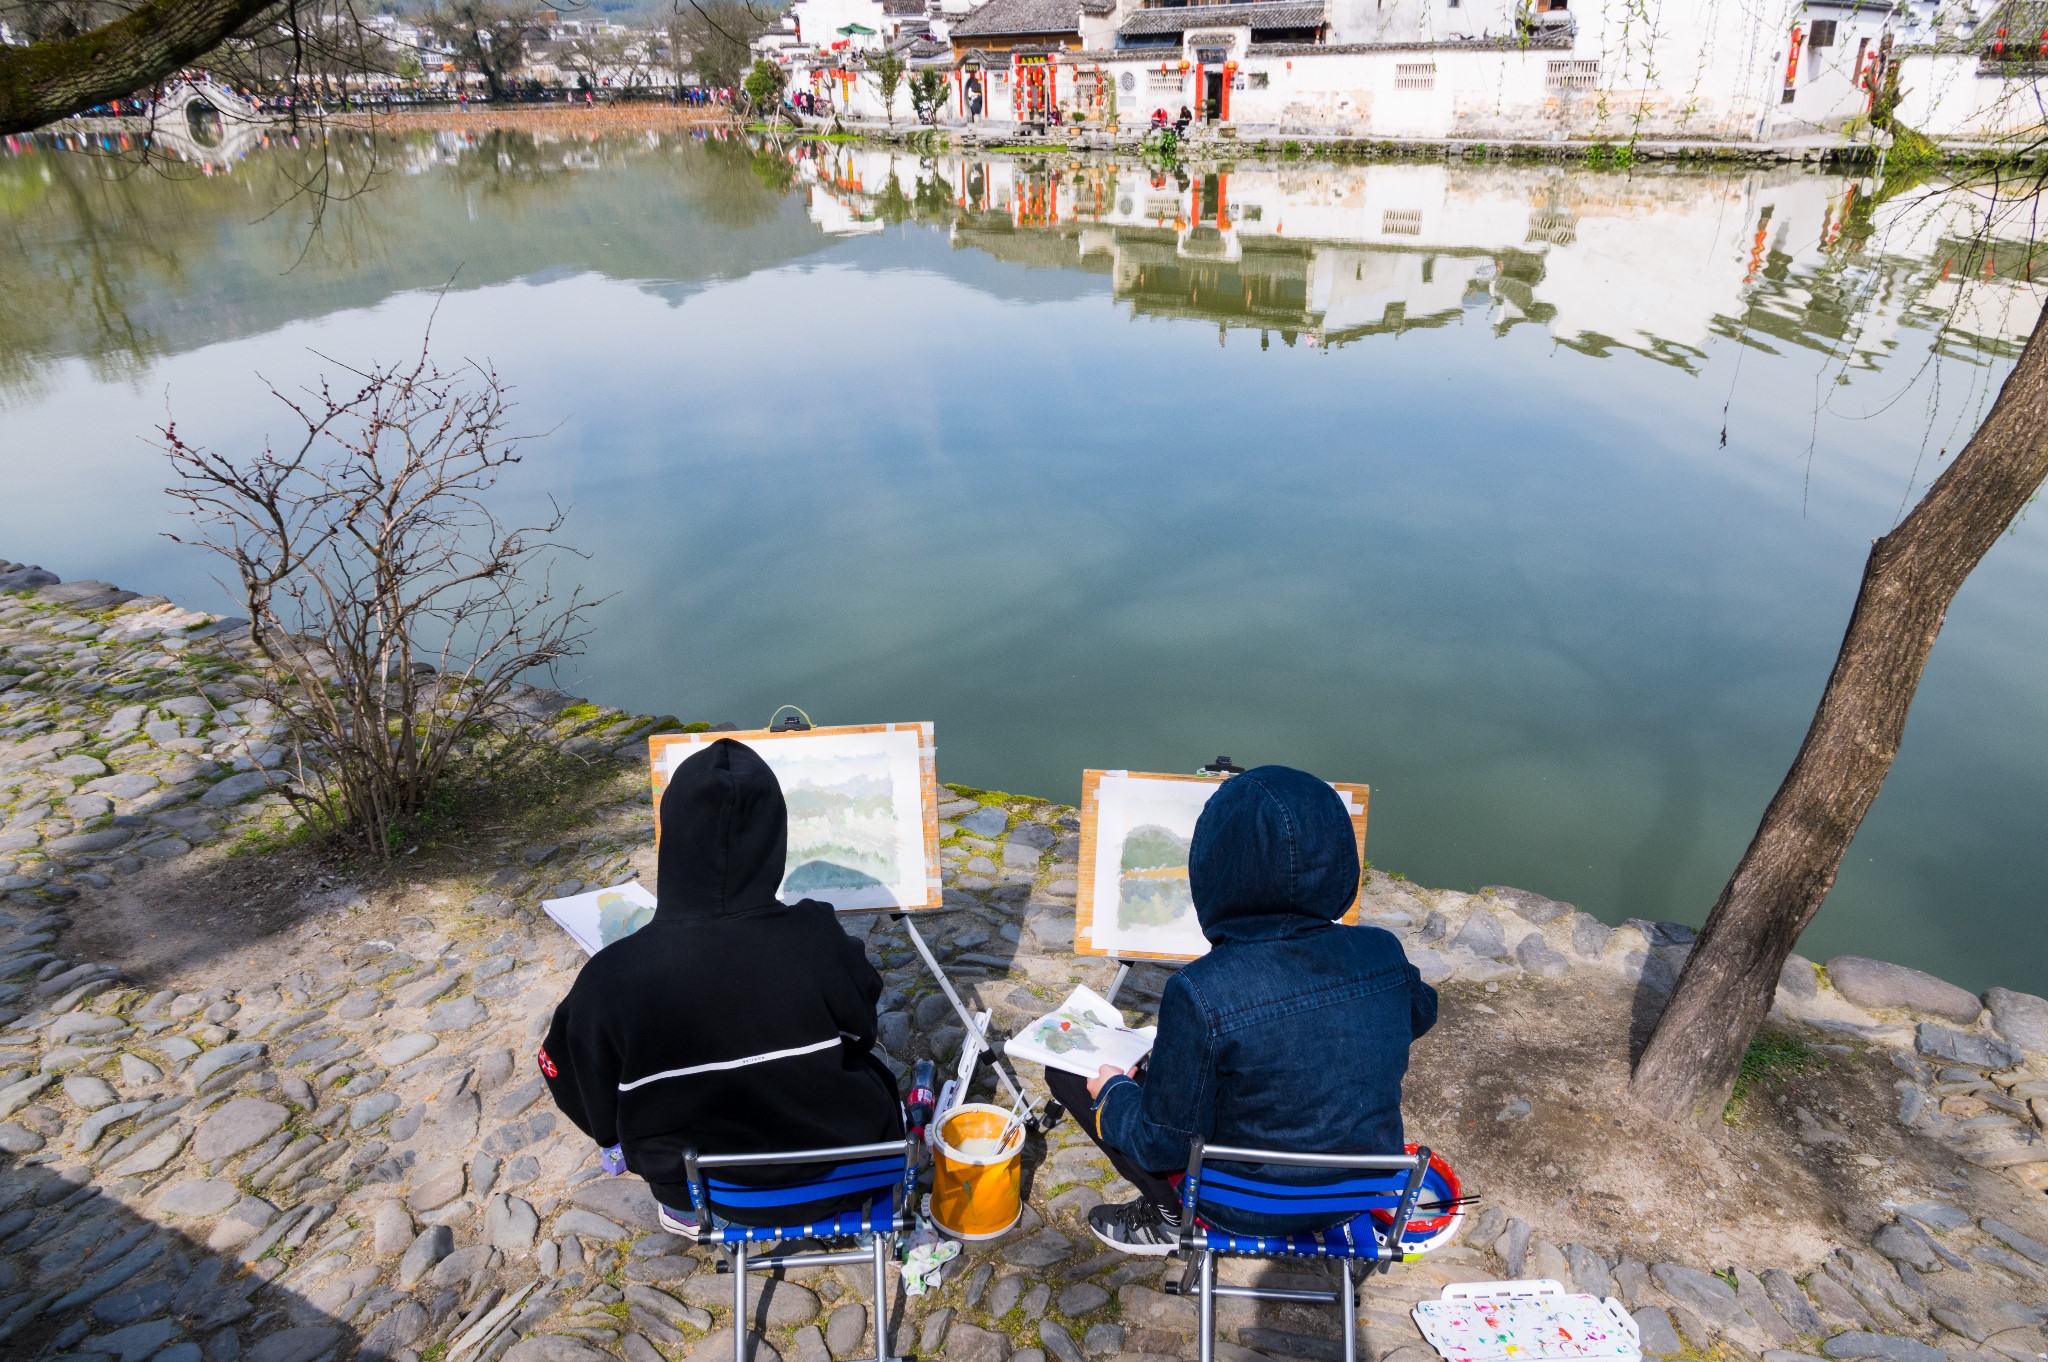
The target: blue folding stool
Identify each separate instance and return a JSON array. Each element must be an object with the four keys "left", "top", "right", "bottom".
[
  {"left": 675, "top": 1138, "right": 921, "bottom": 1362},
  {"left": 1165, "top": 1139, "right": 1433, "bottom": 1362}
]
